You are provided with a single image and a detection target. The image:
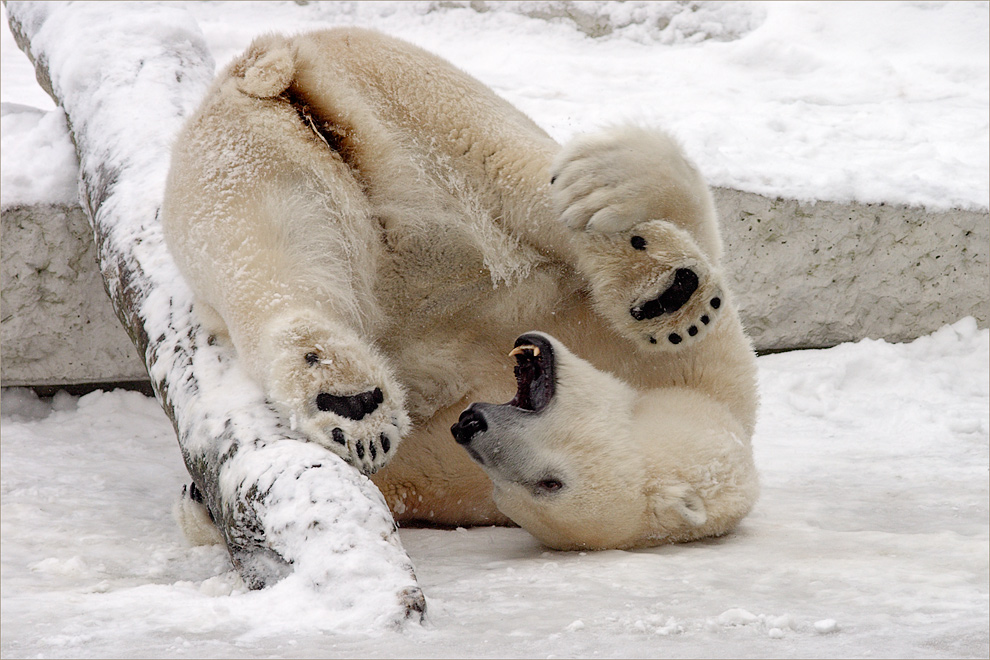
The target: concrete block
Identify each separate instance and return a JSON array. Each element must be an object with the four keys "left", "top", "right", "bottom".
[
  {"left": 715, "top": 188, "right": 989, "bottom": 350},
  {"left": 1, "top": 204, "right": 147, "bottom": 386},
  {"left": 1, "top": 192, "right": 986, "bottom": 386}
]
